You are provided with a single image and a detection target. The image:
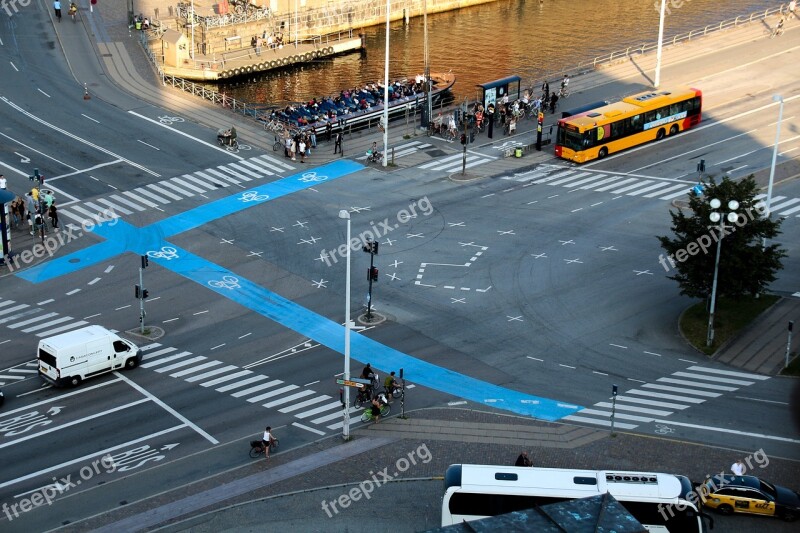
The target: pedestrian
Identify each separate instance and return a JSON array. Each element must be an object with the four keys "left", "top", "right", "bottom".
[
  {"left": 0, "top": 174, "right": 6, "bottom": 189},
  {"left": 549, "top": 91, "right": 559, "bottom": 114},
  {"left": 310, "top": 129, "right": 317, "bottom": 149},
  {"left": 731, "top": 459, "right": 745, "bottom": 476},
  {"left": 284, "top": 136, "right": 292, "bottom": 158},
  {"left": 541, "top": 80, "right": 549, "bottom": 99},
  {"left": 290, "top": 137, "right": 297, "bottom": 161},
  {"left": 789, "top": 0, "right": 797, "bottom": 18},
  {"left": 298, "top": 137, "right": 306, "bottom": 163},
  {"left": 515, "top": 451, "right": 533, "bottom": 467},
  {"left": 262, "top": 426, "right": 276, "bottom": 459},
  {"left": 48, "top": 203, "right": 59, "bottom": 230},
  {"left": 334, "top": 132, "right": 342, "bottom": 154},
  {"left": 54, "top": 0, "right": 62, "bottom": 21}
]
